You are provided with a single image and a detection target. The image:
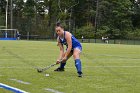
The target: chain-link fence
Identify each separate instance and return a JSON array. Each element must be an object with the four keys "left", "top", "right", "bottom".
[
  {"left": 11, "top": 16, "right": 76, "bottom": 40},
  {"left": 79, "top": 39, "right": 140, "bottom": 45}
]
